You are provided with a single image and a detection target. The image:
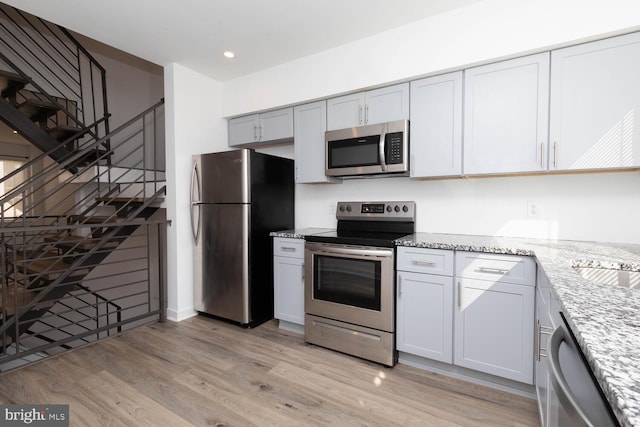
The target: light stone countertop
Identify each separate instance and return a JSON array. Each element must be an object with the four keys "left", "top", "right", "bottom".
[
  {"left": 396, "top": 232, "right": 640, "bottom": 427},
  {"left": 270, "top": 228, "right": 335, "bottom": 240}
]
